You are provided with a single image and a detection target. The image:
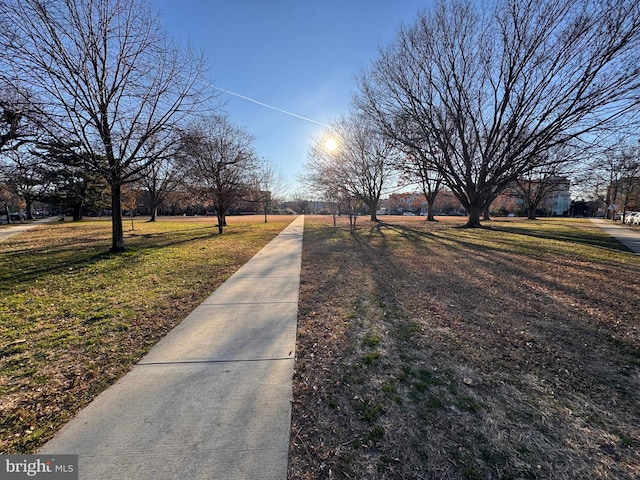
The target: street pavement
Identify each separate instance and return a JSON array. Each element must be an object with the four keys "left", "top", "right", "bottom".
[
  {"left": 590, "top": 218, "right": 640, "bottom": 254},
  {"left": 38, "top": 215, "right": 305, "bottom": 480}
]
